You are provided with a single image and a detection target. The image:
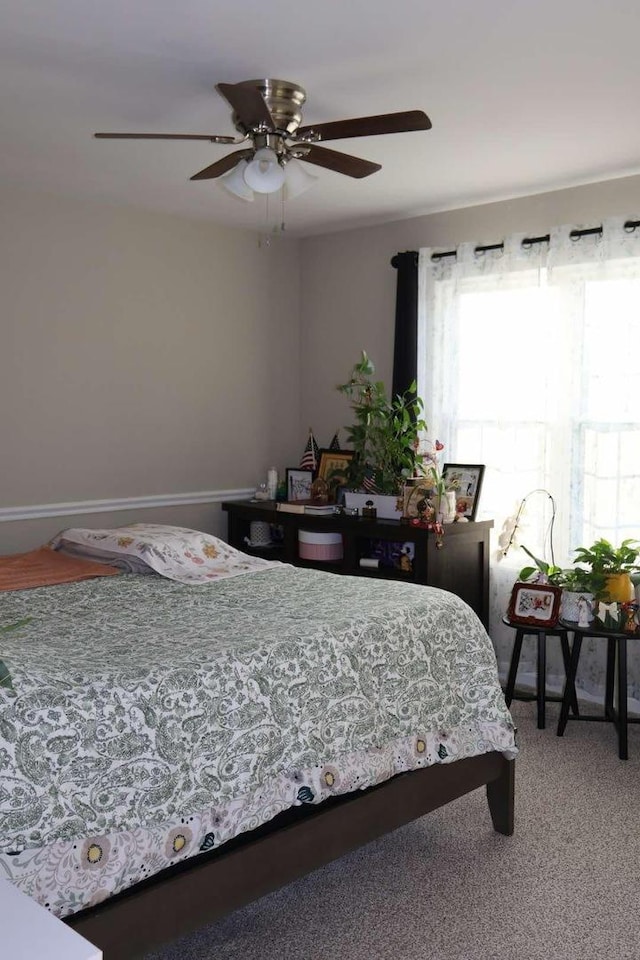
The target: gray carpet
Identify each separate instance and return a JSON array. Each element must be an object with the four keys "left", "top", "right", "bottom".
[{"left": 147, "top": 703, "right": 640, "bottom": 960}]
